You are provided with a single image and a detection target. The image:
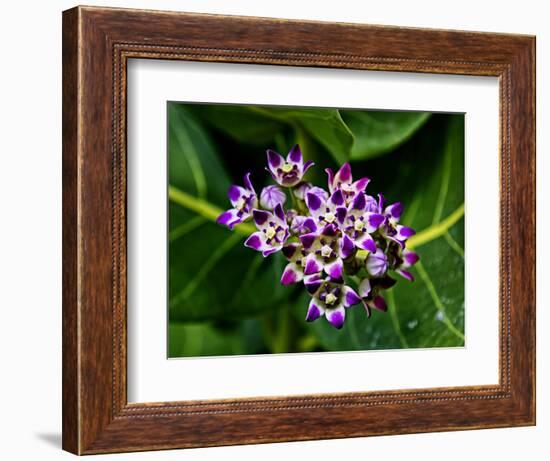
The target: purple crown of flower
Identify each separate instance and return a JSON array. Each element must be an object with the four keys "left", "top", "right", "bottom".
[{"left": 217, "top": 144, "right": 419, "bottom": 330}]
